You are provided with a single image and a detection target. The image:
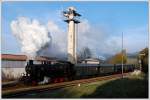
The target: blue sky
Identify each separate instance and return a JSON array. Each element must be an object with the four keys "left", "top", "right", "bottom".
[{"left": 1, "top": 1, "right": 148, "bottom": 58}]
